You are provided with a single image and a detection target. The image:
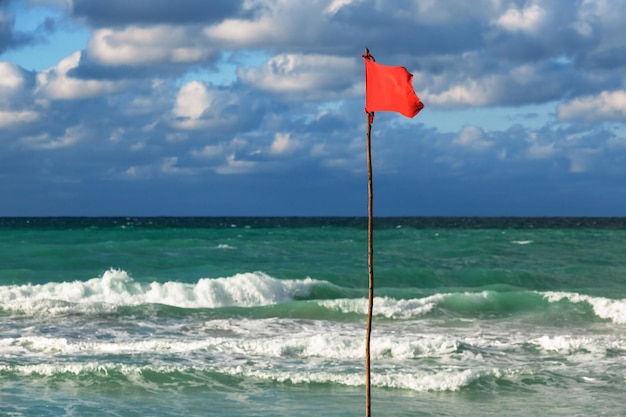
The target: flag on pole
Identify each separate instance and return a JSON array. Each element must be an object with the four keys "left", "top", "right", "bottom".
[
  {"left": 361, "top": 48, "right": 423, "bottom": 417},
  {"left": 362, "top": 52, "right": 424, "bottom": 119}
]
